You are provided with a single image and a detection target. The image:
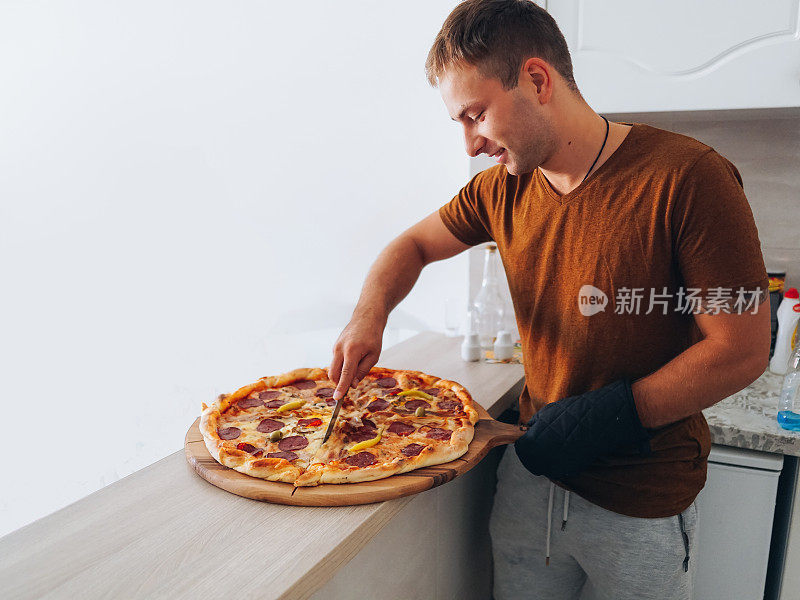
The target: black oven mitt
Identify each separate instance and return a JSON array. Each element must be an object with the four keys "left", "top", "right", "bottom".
[{"left": 514, "top": 379, "right": 653, "bottom": 481}]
